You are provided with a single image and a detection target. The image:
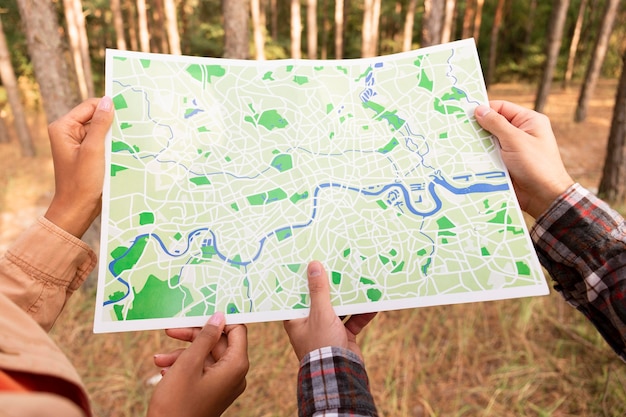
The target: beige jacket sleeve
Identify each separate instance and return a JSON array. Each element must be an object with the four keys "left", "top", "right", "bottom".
[
  {"left": 0, "top": 216, "right": 97, "bottom": 331},
  {"left": 0, "top": 216, "right": 98, "bottom": 417}
]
